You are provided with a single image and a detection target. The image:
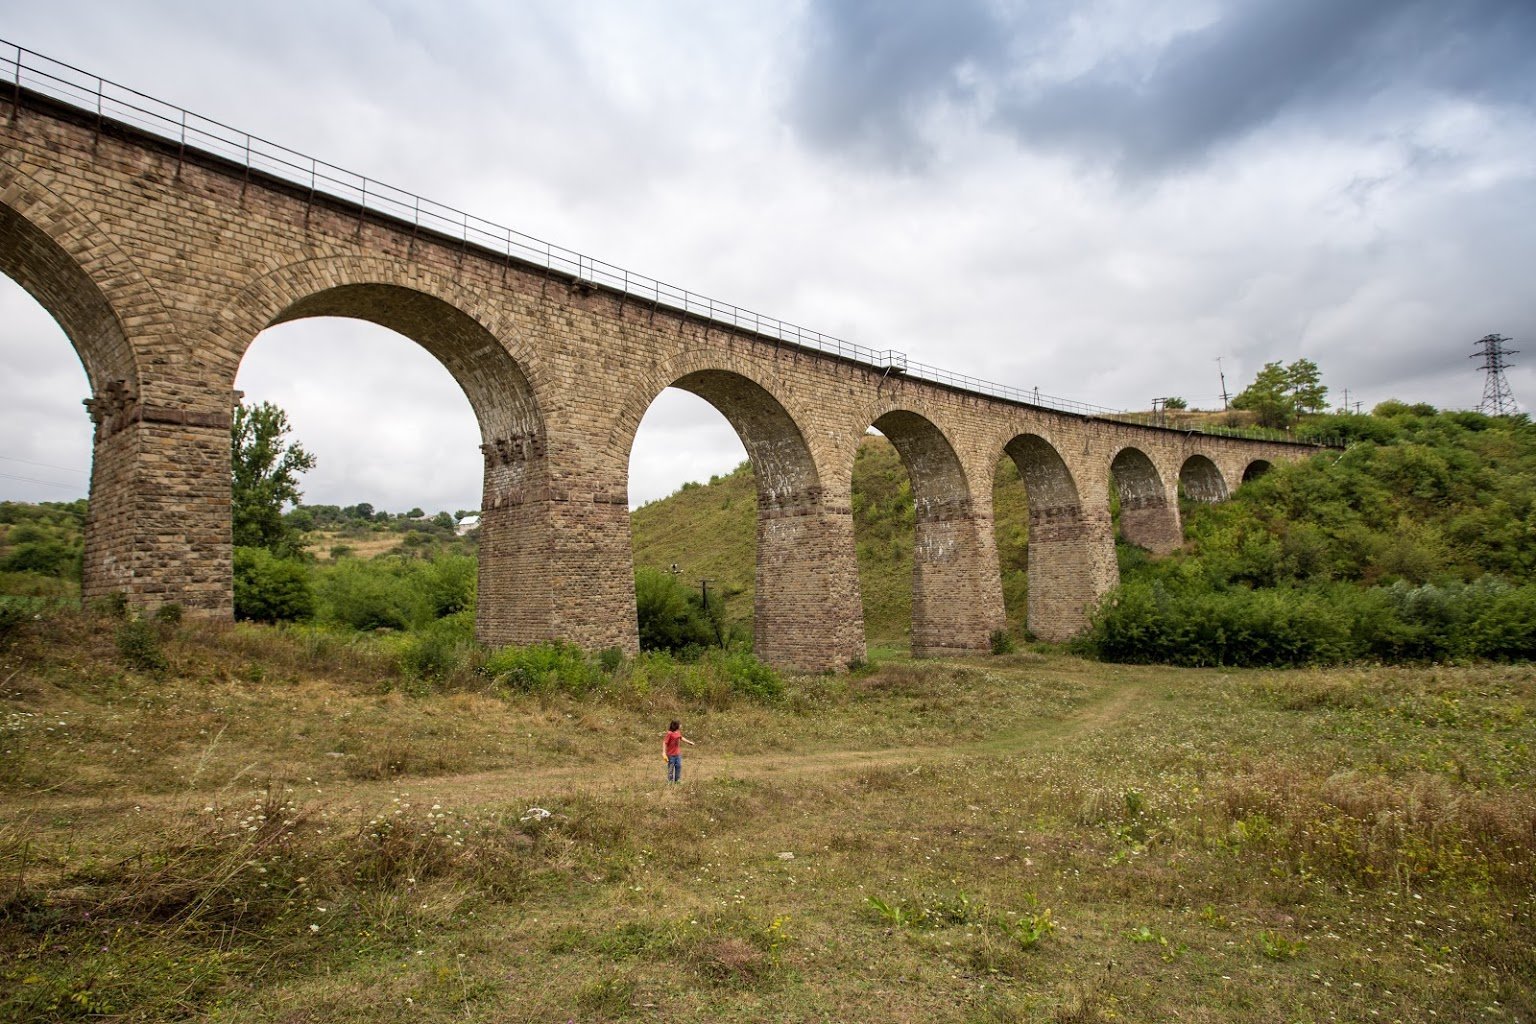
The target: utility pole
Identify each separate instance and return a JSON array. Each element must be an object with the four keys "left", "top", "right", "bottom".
[
  {"left": 698, "top": 578, "right": 722, "bottom": 646},
  {"left": 1150, "top": 396, "right": 1164, "bottom": 427},
  {"left": 1215, "top": 357, "right": 1230, "bottom": 410},
  {"left": 1471, "top": 334, "right": 1520, "bottom": 415}
]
